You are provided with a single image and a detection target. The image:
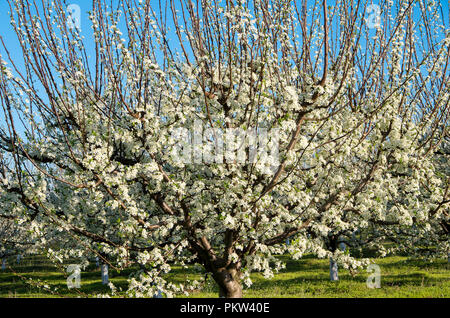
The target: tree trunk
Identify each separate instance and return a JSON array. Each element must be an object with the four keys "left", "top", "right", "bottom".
[
  {"left": 212, "top": 267, "right": 242, "bottom": 298},
  {"left": 1, "top": 259, "right": 5, "bottom": 271},
  {"left": 329, "top": 258, "right": 339, "bottom": 281}
]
